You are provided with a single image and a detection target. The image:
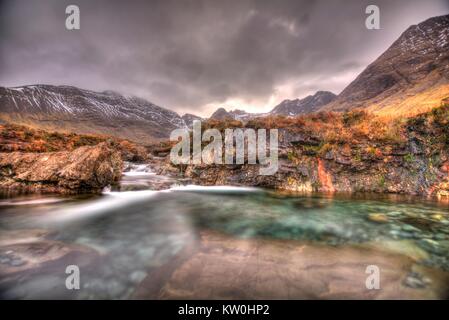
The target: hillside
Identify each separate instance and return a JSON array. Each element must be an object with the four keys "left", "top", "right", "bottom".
[
  {"left": 0, "top": 122, "right": 147, "bottom": 161},
  {"left": 324, "top": 14, "right": 449, "bottom": 115},
  {"left": 0, "top": 85, "right": 186, "bottom": 143}
]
